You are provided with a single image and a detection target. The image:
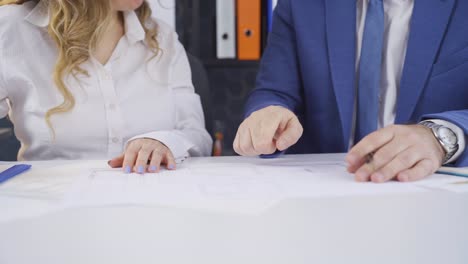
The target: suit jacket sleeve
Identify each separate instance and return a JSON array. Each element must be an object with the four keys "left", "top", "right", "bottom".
[{"left": 244, "top": 0, "right": 303, "bottom": 118}]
